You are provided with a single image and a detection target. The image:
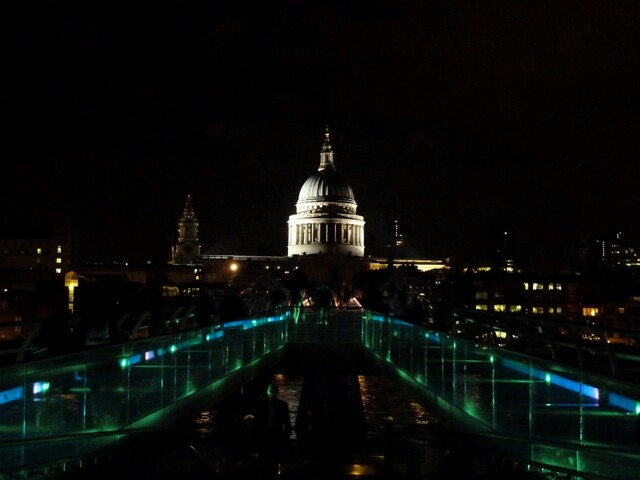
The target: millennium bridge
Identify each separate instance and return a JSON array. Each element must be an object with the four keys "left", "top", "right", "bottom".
[{"left": 3, "top": 306, "right": 640, "bottom": 479}]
